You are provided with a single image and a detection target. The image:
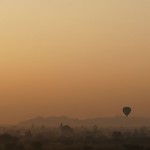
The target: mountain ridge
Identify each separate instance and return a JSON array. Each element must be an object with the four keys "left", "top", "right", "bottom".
[{"left": 18, "top": 116, "right": 150, "bottom": 127}]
